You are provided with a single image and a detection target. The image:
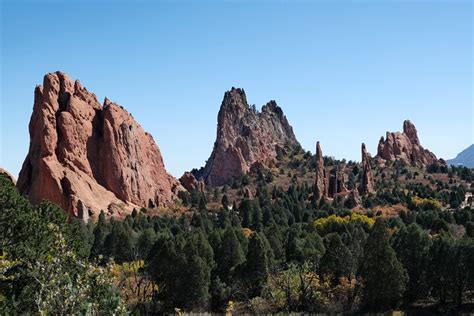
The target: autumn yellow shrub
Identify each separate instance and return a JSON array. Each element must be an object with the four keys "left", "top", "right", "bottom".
[{"left": 314, "top": 213, "right": 375, "bottom": 235}]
